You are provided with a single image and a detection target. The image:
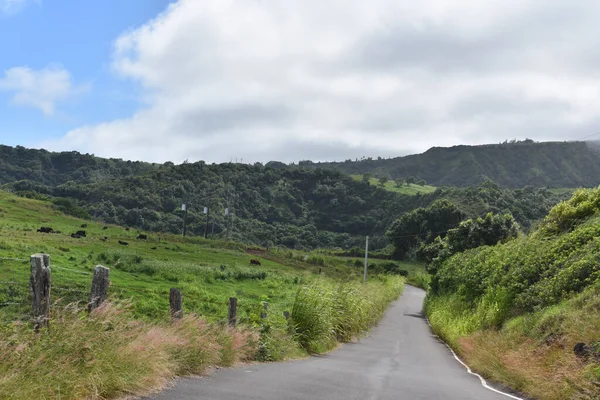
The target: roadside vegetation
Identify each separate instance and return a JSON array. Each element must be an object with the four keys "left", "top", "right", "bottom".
[
  {"left": 425, "top": 187, "right": 600, "bottom": 399},
  {"left": 0, "top": 191, "right": 405, "bottom": 399}
]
